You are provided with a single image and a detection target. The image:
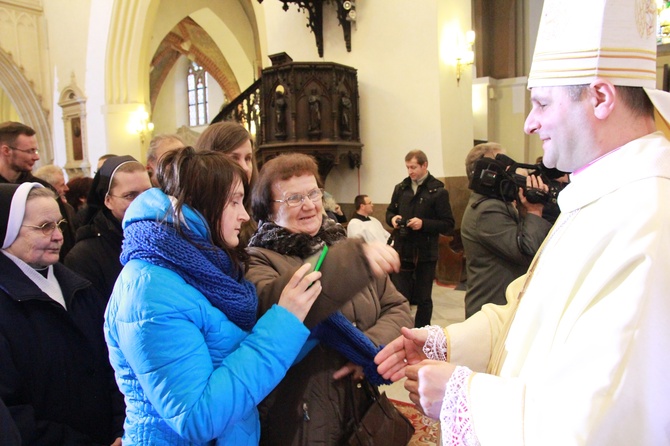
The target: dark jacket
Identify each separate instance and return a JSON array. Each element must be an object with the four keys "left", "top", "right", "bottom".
[
  {"left": 386, "top": 173, "right": 455, "bottom": 262},
  {"left": 0, "top": 254, "right": 125, "bottom": 445},
  {"left": 0, "top": 398, "right": 20, "bottom": 446},
  {"left": 461, "top": 192, "right": 551, "bottom": 318},
  {"left": 64, "top": 209, "right": 123, "bottom": 302},
  {"left": 325, "top": 210, "right": 347, "bottom": 224}
]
